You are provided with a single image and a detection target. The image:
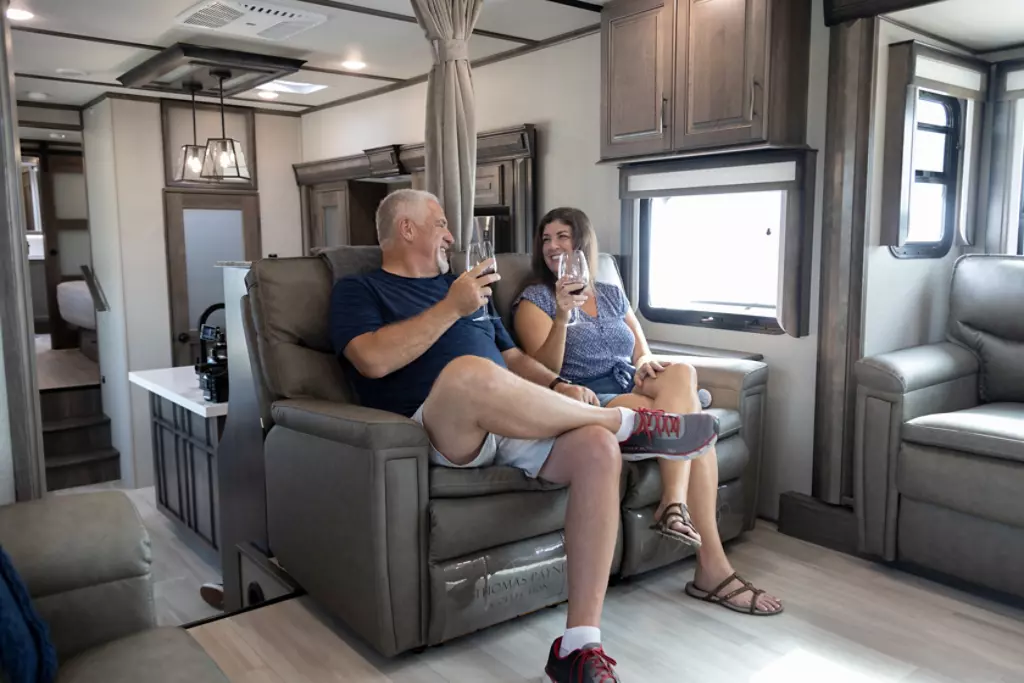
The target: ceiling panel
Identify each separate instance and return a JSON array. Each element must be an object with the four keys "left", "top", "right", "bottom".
[
  {"left": 233, "top": 70, "right": 382, "bottom": 106},
  {"left": 10, "top": 31, "right": 154, "bottom": 81},
  {"left": 887, "top": 0, "right": 1024, "bottom": 51},
  {"left": 14, "top": 75, "right": 308, "bottom": 112},
  {"left": 331, "top": 0, "right": 602, "bottom": 41}
]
